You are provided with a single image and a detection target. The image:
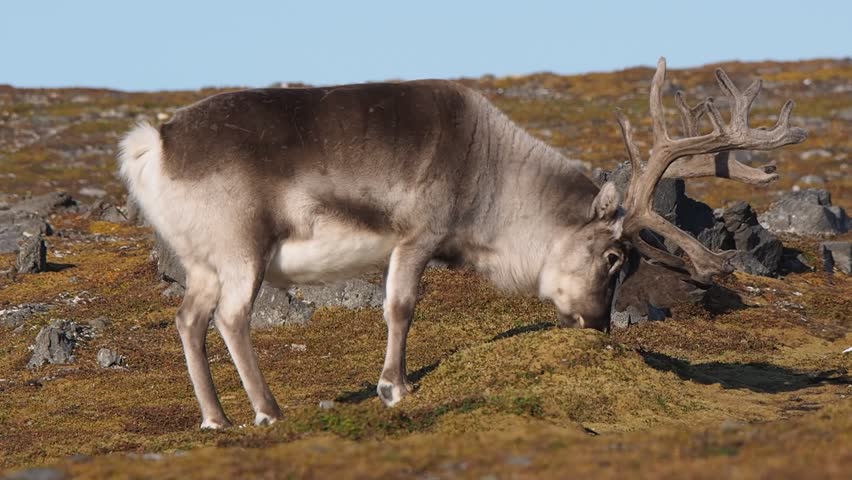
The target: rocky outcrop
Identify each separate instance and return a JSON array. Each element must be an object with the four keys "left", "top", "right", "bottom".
[
  {"left": 699, "top": 202, "right": 783, "bottom": 277},
  {"left": 759, "top": 189, "right": 848, "bottom": 236},
  {"left": 152, "top": 236, "right": 386, "bottom": 328},
  {"left": 27, "top": 320, "right": 91, "bottom": 369}
]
